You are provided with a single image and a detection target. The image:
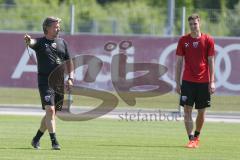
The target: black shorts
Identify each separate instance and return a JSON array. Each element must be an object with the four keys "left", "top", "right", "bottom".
[
  {"left": 38, "top": 75, "right": 64, "bottom": 111},
  {"left": 179, "top": 80, "right": 211, "bottom": 109}
]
